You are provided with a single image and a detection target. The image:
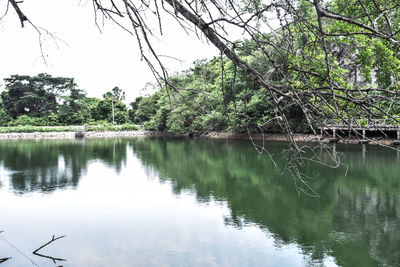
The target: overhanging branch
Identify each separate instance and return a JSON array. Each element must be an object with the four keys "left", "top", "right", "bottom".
[{"left": 9, "top": 0, "right": 27, "bottom": 27}]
